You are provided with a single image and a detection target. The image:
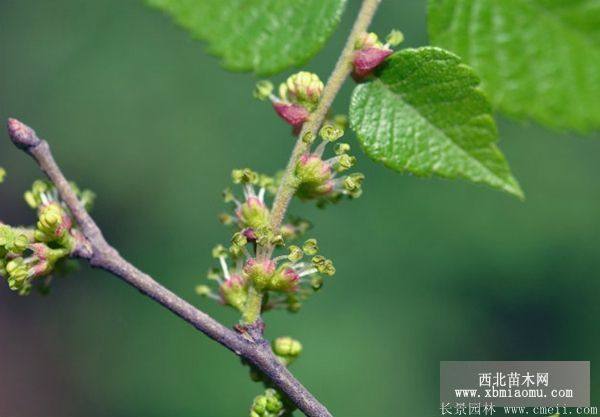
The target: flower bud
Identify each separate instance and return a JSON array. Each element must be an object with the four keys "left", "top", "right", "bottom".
[
  {"left": 272, "top": 102, "right": 310, "bottom": 128},
  {"left": 0, "top": 225, "right": 30, "bottom": 254},
  {"left": 236, "top": 197, "right": 270, "bottom": 231},
  {"left": 243, "top": 228, "right": 257, "bottom": 241},
  {"left": 355, "top": 32, "right": 381, "bottom": 50},
  {"left": 353, "top": 47, "right": 393, "bottom": 79},
  {"left": 295, "top": 154, "right": 331, "bottom": 184},
  {"left": 219, "top": 275, "right": 248, "bottom": 311},
  {"left": 243, "top": 258, "right": 275, "bottom": 290},
  {"left": 273, "top": 336, "right": 303, "bottom": 358},
  {"left": 250, "top": 389, "right": 283, "bottom": 417},
  {"left": 36, "top": 202, "right": 73, "bottom": 244},
  {"left": 280, "top": 71, "right": 323, "bottom": 109},
  {"left": 270, "top": 267, "right": 299, "bottom": 293}
]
